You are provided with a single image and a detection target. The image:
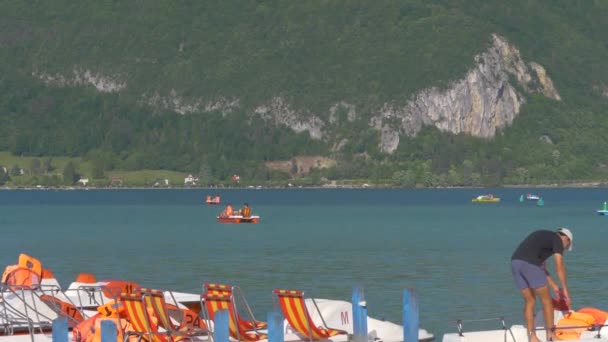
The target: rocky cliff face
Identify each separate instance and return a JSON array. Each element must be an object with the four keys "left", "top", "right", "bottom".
[
  {"left": 249, "top": 34, "right": 561, "bottom": 154},
  {"left": 370, "top": 34, "right": 561, "bottom": 153},
  {"left": 34, "top": 67, "right": 126, "bottom": 93},
  {"left": 34, "top": 33, "right": 561, "bottom": 155}
]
